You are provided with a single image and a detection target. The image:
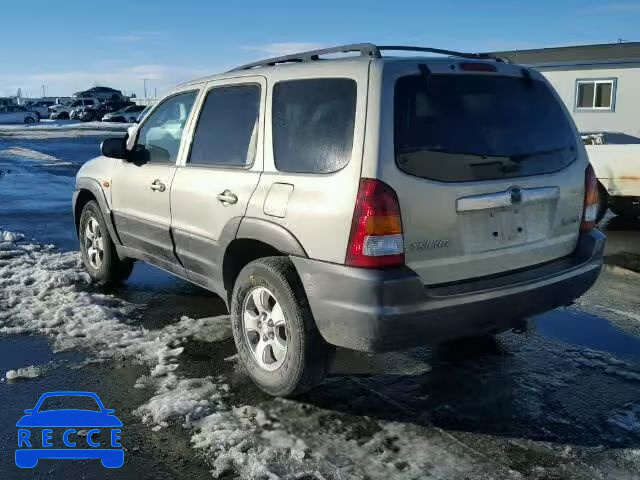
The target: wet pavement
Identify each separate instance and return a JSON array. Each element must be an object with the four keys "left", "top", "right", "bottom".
[{"left": 1, "top": 123, "right": 639, "bottom": 479}]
